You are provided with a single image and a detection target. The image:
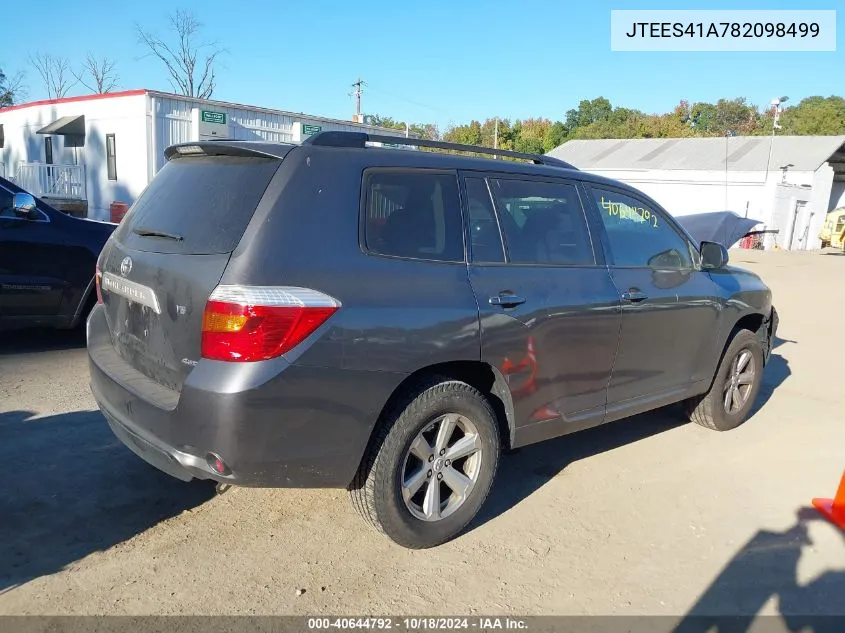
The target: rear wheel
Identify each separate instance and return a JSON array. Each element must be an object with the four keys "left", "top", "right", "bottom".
[
  {"left": 350, "top": 379, "right": 500, "bottom": 549},
  {"left": 684, "top": 329, "right": 764, "bottom": 431}
]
